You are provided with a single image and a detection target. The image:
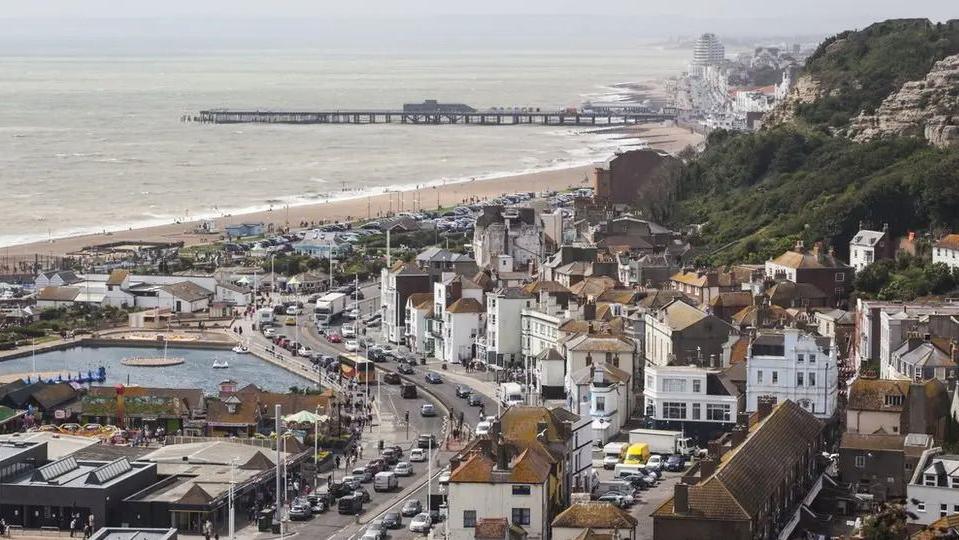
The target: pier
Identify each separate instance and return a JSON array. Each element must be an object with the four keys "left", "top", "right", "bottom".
[{"left": 186, "top": 103, "right": 678, "bottom": 126}]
